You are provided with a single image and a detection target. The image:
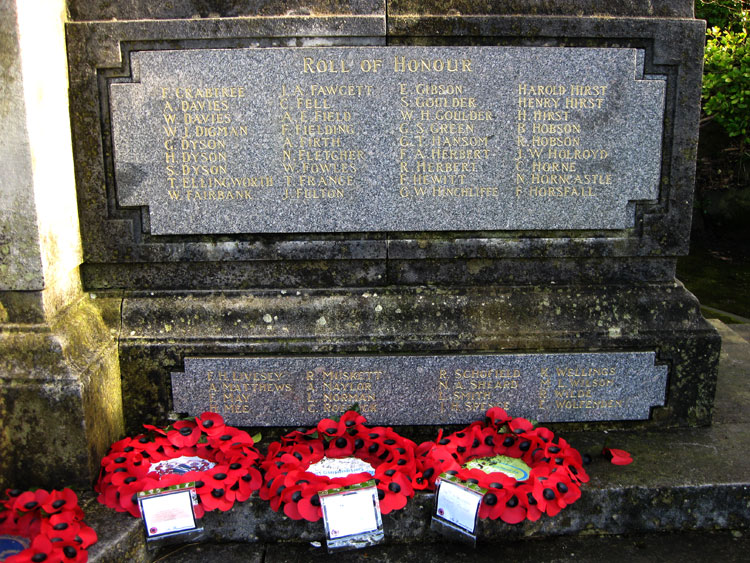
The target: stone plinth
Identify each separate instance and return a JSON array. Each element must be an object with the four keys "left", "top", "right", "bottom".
[
  {"left": 0, "top": 0, "right": 123, "bottom": 490},
  {"left": 64, "top": 0, "right": 716, "bottom": 439}
]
